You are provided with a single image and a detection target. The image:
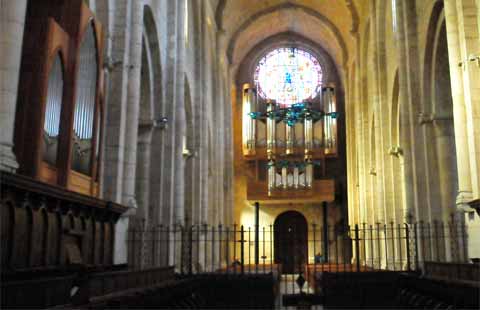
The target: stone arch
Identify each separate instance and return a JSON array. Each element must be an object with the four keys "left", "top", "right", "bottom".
[
  {"left": 273, "top": 210, "right": 308, "bottom": 273},
  {"left": 215, "top": 0, "right": 227, "bottom": 30},
  {"left": 423, "top": 1, "right": 457, "bottom": 226},
  {"left": 423, "top": 0, "right": 445, "bottom": 116},
  {"left": 238, "top": 32, "right": 334, "bottom": 87},
  {"left": 135, "top": 16, "right": 156, "bottom": 224},
  {"left": 226, "top": 3, "right": 349, "bottom": 66},
  {"left": 128, "top": 4, "right": 164, "bottom": 269},
  {"left": 142, "top": 4, "right": 164, "bottom": 229}
]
